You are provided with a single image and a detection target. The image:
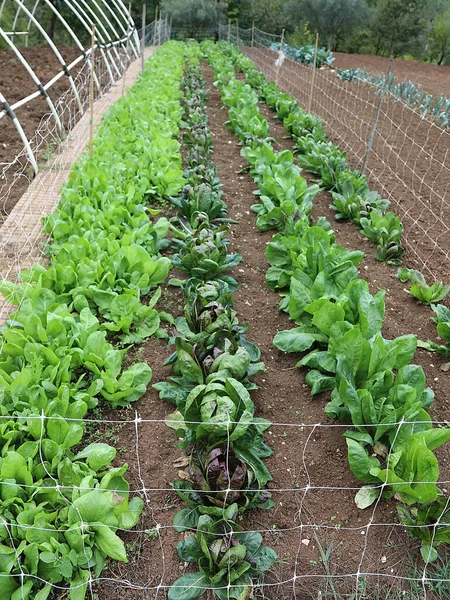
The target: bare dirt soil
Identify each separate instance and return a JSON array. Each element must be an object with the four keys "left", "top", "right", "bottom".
[
  {"left": 332, "top": 52, "right": 450, "bottom": 99},
  {"left": 93, "top": 63, "right": 450, "bottom": 600},
  {"left": 0, "top": 47, "right": 85, "bottom": 218}
]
